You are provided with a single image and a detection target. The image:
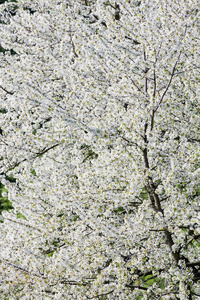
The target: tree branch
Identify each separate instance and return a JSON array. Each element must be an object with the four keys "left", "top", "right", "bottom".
[
  {"left": 151, "top": 52, "right": 182, "bottom": 130},
  {"left": 0, "top": 85, "right": 14, "bottom": 95}
]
